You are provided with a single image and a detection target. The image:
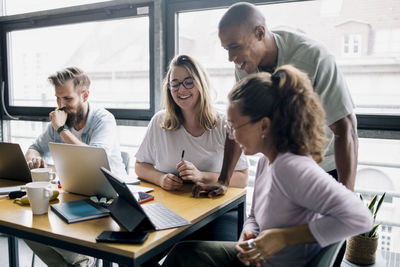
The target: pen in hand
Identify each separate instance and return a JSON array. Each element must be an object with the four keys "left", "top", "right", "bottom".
[
  {"left": 178, "top": 150, "right": 185, "bottom": 180},
  {"left": 181, "top": 150, "right": 185, "bottom": 162}
]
